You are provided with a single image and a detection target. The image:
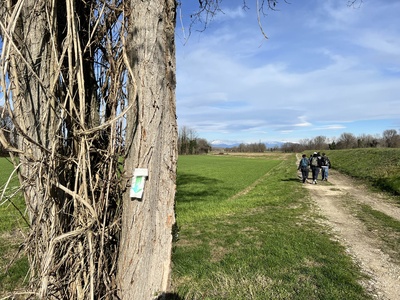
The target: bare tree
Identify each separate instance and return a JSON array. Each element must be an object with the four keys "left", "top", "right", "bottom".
[
  {"left": 196, "top": 138, "right": 211, "bottom": 154},
  {"left": 178, "top": 126, "right": 198, "bottom": 155},
  {"left": 312, "top": 135, "right": 328, "bottom": 150},
  {"left": 382, "top": 129, "right": 400, "bottom": 148},
  {"left": 357, "top": 133, "right": 379, "bottom": 148},
  {"left": 337, "top": 132, "right": 357, "bottom": 149}
]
